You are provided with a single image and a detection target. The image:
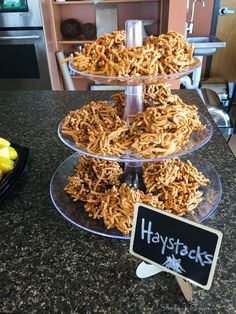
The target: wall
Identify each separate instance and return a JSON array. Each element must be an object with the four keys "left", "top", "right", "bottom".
[
  {"left": 161, "top": 0, "right": 187, "bottom": 88},
  {"left": 162, "top": 0, "right": 187, "bottom": 34}
]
